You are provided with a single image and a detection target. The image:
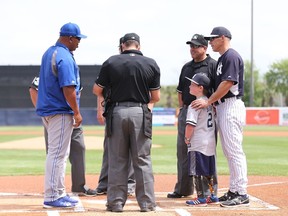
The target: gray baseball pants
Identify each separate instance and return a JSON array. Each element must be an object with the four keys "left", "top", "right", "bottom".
[
  {"left": 42, "top": 114, "right": 73, "bottom": 202},
  {"left": 44, "top": 126, "right": 87, "bottom": 192},
  {"left": 107, "top": 106, "right": 155, "bottom": 210},
  {"left": 97, "top": 136, "right": 136, "bottom": 192}
]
